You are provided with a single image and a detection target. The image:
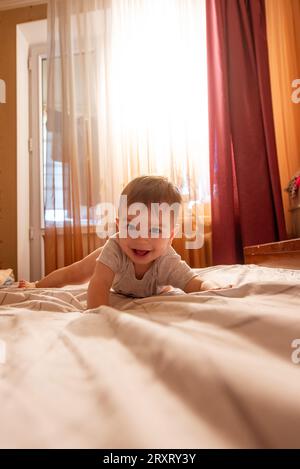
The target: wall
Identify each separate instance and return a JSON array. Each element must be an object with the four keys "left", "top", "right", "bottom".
[
  {"left": 265, "top": 0, "right": 300, "bottom": 238},
  {"left": 0, "top": 4, "right": 47, "bottom": 276}
]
